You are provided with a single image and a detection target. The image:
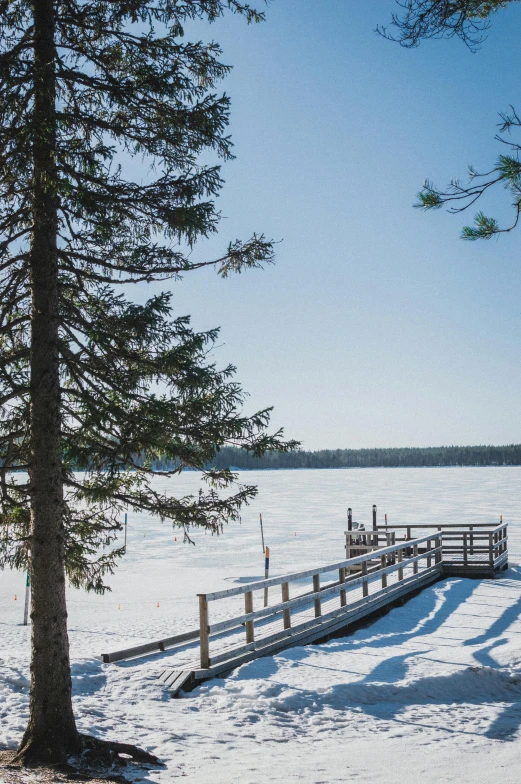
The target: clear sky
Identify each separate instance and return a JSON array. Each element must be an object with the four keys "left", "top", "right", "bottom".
[{"left": 145, "top": 1, "right": 521, "bottom": 451}]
